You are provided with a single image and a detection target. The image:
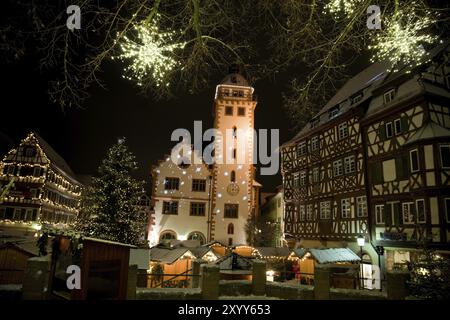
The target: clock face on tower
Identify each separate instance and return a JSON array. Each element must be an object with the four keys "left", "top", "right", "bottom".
[{"left": 227, "top": 182, "right": 240, "bottom": 196}]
